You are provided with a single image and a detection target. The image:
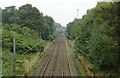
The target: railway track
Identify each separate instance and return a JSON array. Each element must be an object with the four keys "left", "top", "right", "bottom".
[
  {"left": 52, "top": 39, "right": 64, "bottom": 77},
  {"left": 62, "top": 42, "right": 64, "bottom": 78},
  {"left": 32, "top": 35, "right": 71, "bottom": 77},
  {"left": 31, "top": 41, "right": 57, "bottom": 76},
  {"left": 40, "top": 42, "right": 58, "bottom": 77}
]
